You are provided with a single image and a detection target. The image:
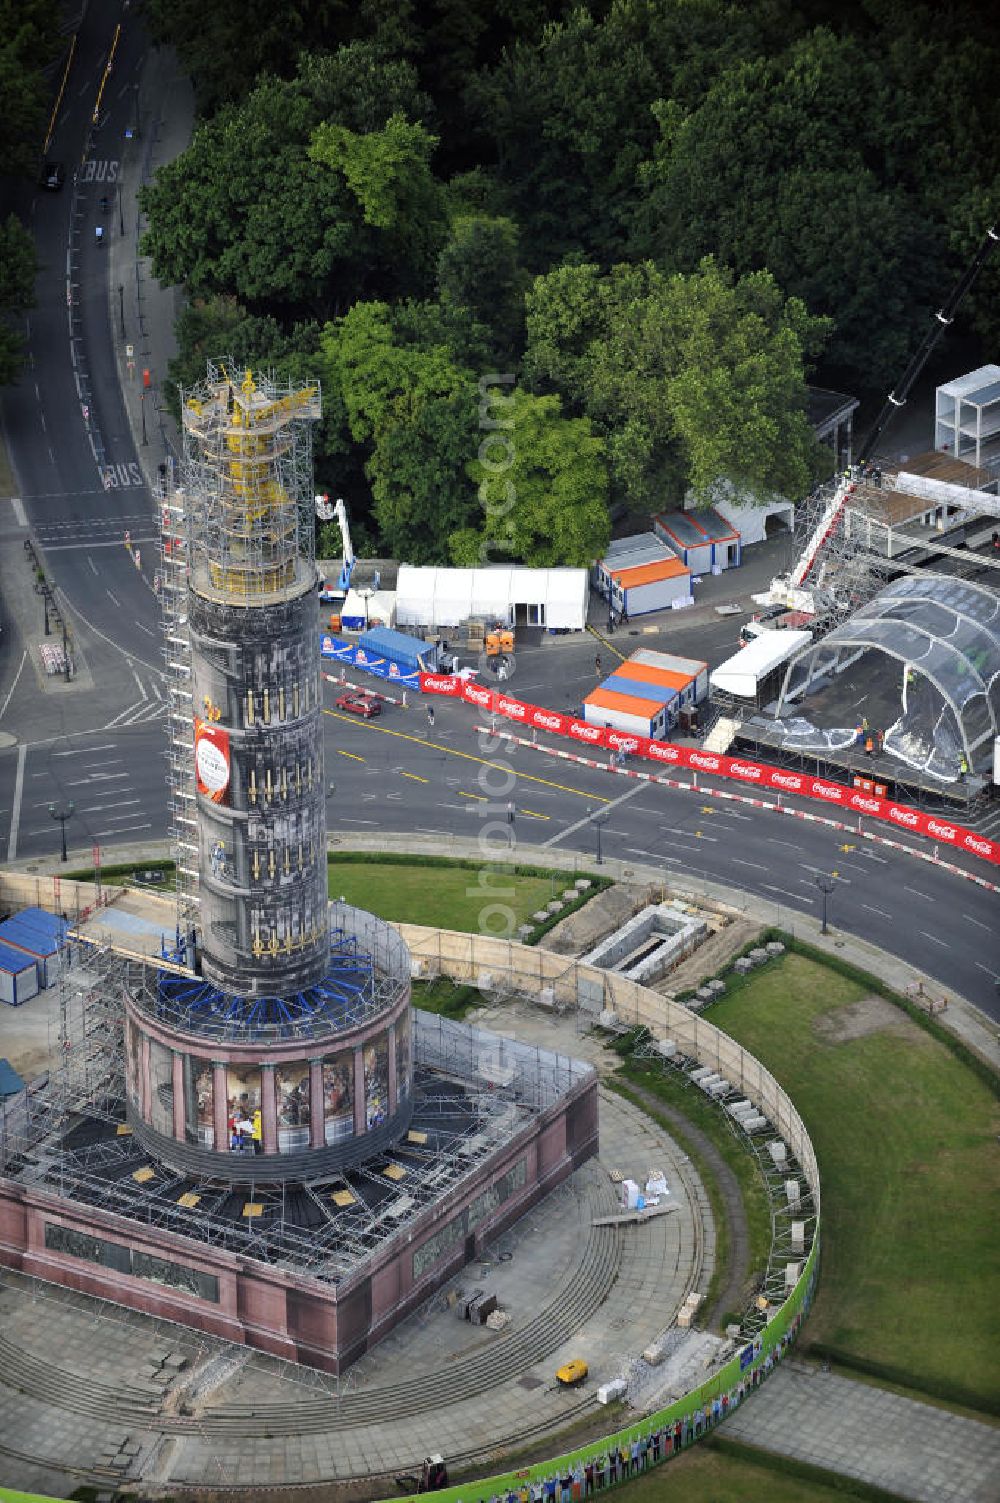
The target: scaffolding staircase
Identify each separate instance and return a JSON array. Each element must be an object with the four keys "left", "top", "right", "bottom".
[
  {"left": 158, "top": 471, "right": 199, "bottom": 926},
  {"left": 702, "top": 714, "right": 741, "bottom": 754}
]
